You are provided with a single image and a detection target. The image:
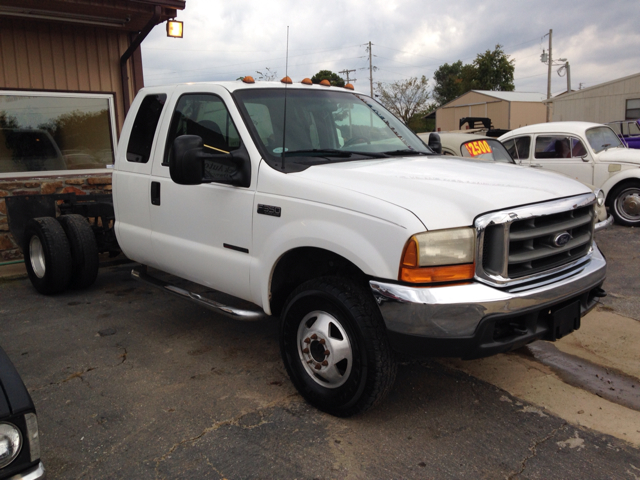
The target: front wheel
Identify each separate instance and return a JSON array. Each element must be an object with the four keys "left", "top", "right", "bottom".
[
  {"left": 280, "top": 277, "right": 396, "bottom": 417},
  {"left": 609, "top": 182, "right": 640, "bottom": 226}
]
